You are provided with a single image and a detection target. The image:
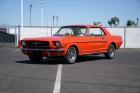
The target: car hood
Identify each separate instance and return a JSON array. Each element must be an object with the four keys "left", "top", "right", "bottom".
[
  {"left": 22, "top": 36, "right": 79, "bottom": 42},
  {"left": 22, "top": 36, "right": 87, "bottom": 44},
  {"left": 22, "top": 36, "right": 64, "bottom": 41}
]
